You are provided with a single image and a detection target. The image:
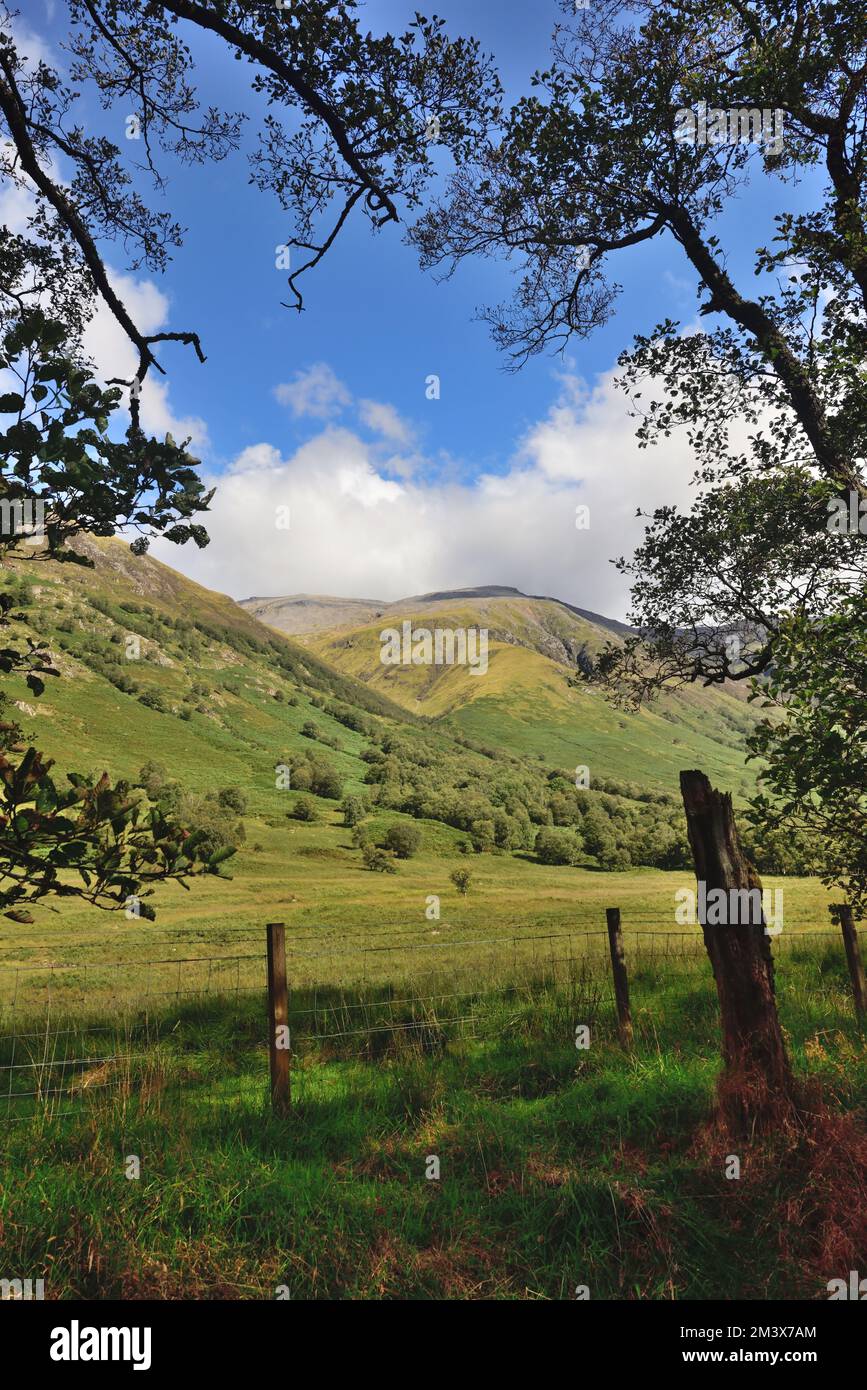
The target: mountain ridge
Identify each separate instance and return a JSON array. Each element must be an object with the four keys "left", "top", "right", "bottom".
[{"left": 236, "top": 584, "right": 634, "bottom": 641}]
